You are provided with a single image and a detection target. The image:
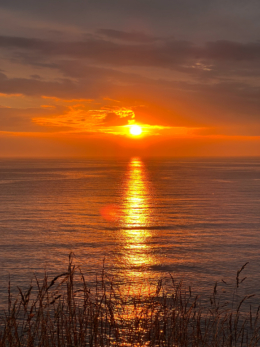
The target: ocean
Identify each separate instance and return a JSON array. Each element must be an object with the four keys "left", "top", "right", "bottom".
[{"left": 0, "top": 157, "right": 260, "bottom": 308}]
